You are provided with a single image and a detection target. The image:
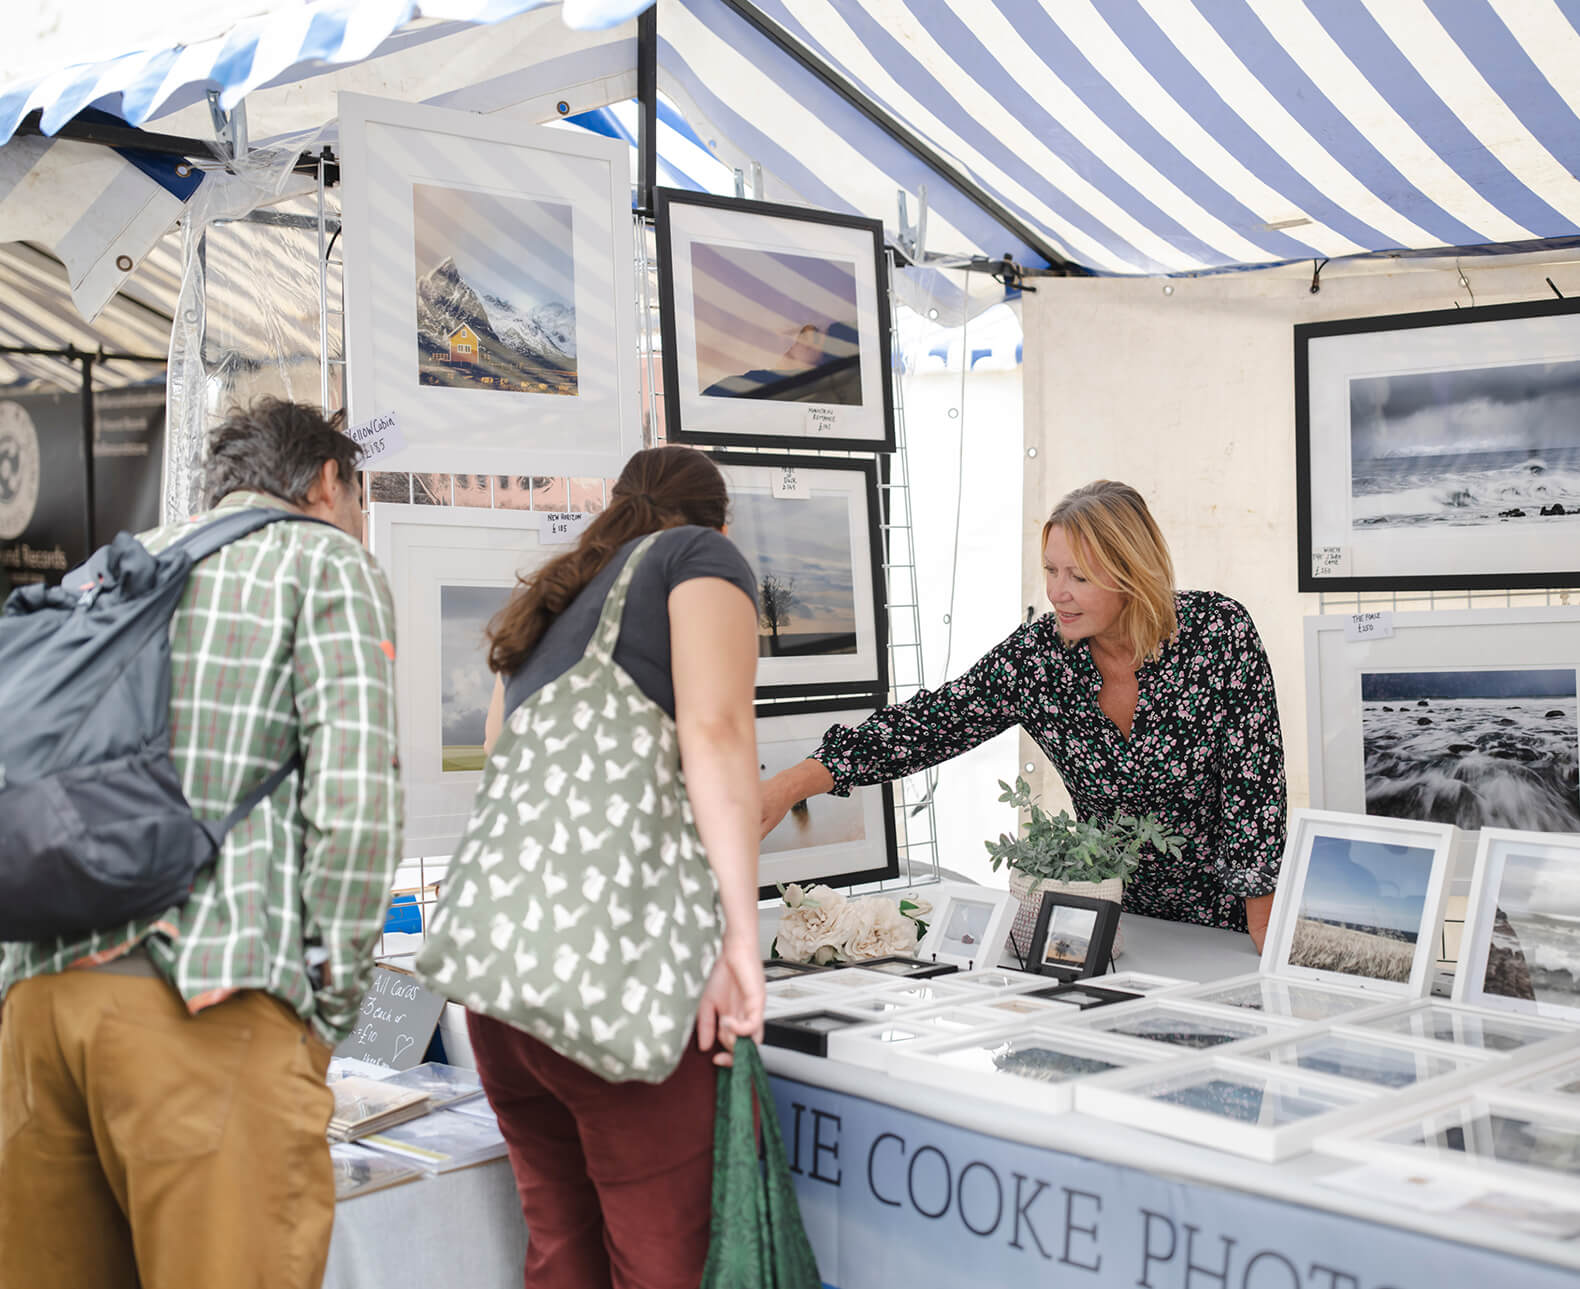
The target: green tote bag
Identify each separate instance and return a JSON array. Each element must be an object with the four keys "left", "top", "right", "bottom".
[
  {"left": 701, "top": 1038, "right": 822, "bottom": 1289},
  {"left": 414, "top": 532, "right": 722, "bottom": 1083}
]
